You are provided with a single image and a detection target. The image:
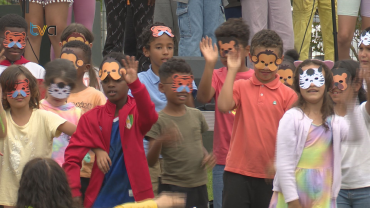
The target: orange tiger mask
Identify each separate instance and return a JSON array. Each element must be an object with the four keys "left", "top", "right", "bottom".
[
  {"left": 7, "top": 78, "right": 30, "bottom": 98},
  {"left": 99, "top": 58, "right": 126, "bottom": 81},
  {"left": 3, "top": 30, "right": 26, "bottom": 49},
  {"left": 171, "top": 74, "right": 193, "bottom": 93},
  {"left": 151, "top": 26, "right": 174, "bottom": 38}
]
